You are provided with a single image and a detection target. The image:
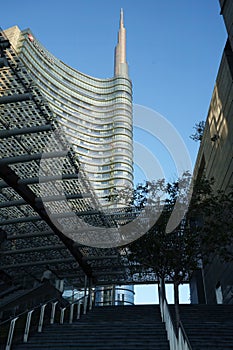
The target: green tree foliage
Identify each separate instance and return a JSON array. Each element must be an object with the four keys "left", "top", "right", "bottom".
[
  {"left": 190, "top": 121, "right": 205, "bottom": 142},
  {"left": 125, "top": 174, "right": 233, "bottom": 327},
  {"left": 127, "top": 174, "right": 233, "bottom": 304}
]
